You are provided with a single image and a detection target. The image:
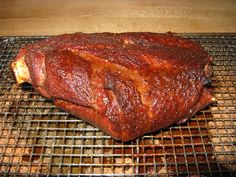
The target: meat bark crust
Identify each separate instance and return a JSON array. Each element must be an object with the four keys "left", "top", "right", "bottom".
[{"left": 11, "top": 32, "right": 215, "bottom": 141}]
